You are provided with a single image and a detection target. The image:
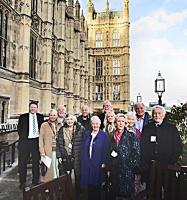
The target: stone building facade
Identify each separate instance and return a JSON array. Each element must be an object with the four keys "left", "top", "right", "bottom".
[
  {"left": 87, "top": 0, "right": 130, "bottom": 113},
  {"left": 0, "top": 0, "right": 130, "bottom": 122},
  {"left": 0, "top": 0, "right": 89, "bottom": 122}
]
